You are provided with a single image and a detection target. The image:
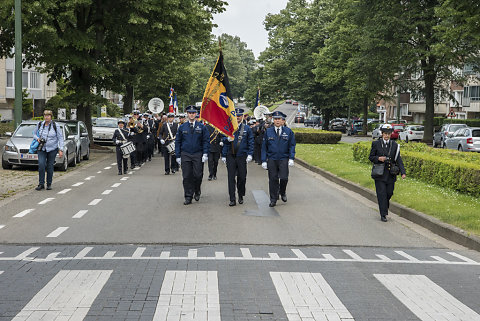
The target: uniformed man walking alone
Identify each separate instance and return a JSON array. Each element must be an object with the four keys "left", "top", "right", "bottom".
[
  {"left": 175, "top": 106, "right": 210, "bottom": 205},
  {"left": 221, "top": 108, "right": 254, "bottom": 206},
  {"left": 261, "top": 111, "right": 296, "bottom": 207}
]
